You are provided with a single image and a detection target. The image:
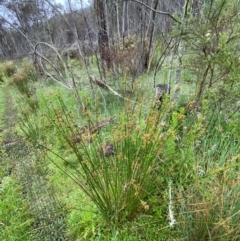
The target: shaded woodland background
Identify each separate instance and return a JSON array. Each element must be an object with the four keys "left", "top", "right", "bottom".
[{"left": 0, "top": 0, "right": 188, "bottom": 76}]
